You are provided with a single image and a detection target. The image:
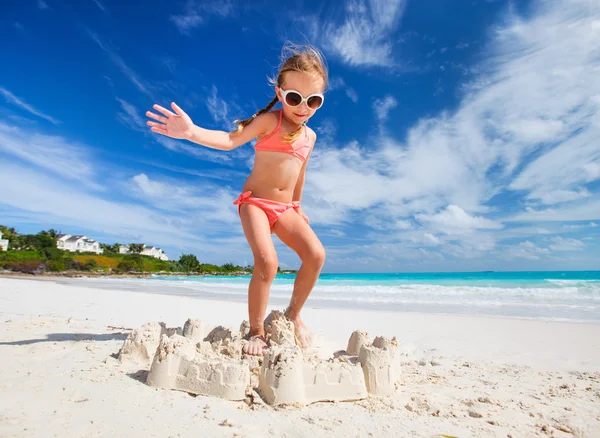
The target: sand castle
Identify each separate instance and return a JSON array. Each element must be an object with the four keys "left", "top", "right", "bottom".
[{"left": 117, "top": 310, "right": 401, "bottom": 406}]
